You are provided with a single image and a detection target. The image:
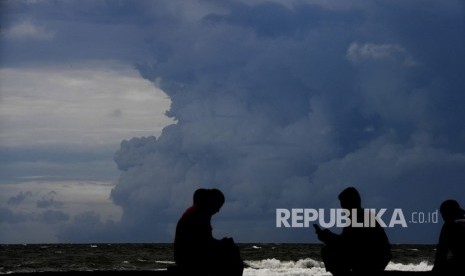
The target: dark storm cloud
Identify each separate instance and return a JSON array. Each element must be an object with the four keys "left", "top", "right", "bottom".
[
  {"left": 3, "top": 0, "right": 463, "bottom": 243},
  {"left": 0, "top": 207, "right": 69, "bottom": 224},
  {"left": 39, "top": 210, "right": 70, "bottom": 224},
  {"left": 0, "top": 0, "right": 154, "bottom": 66},
  {"left": 107, "top": 1, "right": 465, "bottom": 243},
  {"left": 57, "top": 211, "right": 118, "bottom": 243},
  {"left": 7, "top": 191, "right": 32, "bottom": 206},
  {"left": 204, "top": 1, "right": 363, "bottom": 38},
  {"left": 0, "top": 207, "right": 33, "bottom": 224},
  {"left": 36, "top": 191, "right": 64, "bottom": 209}
]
